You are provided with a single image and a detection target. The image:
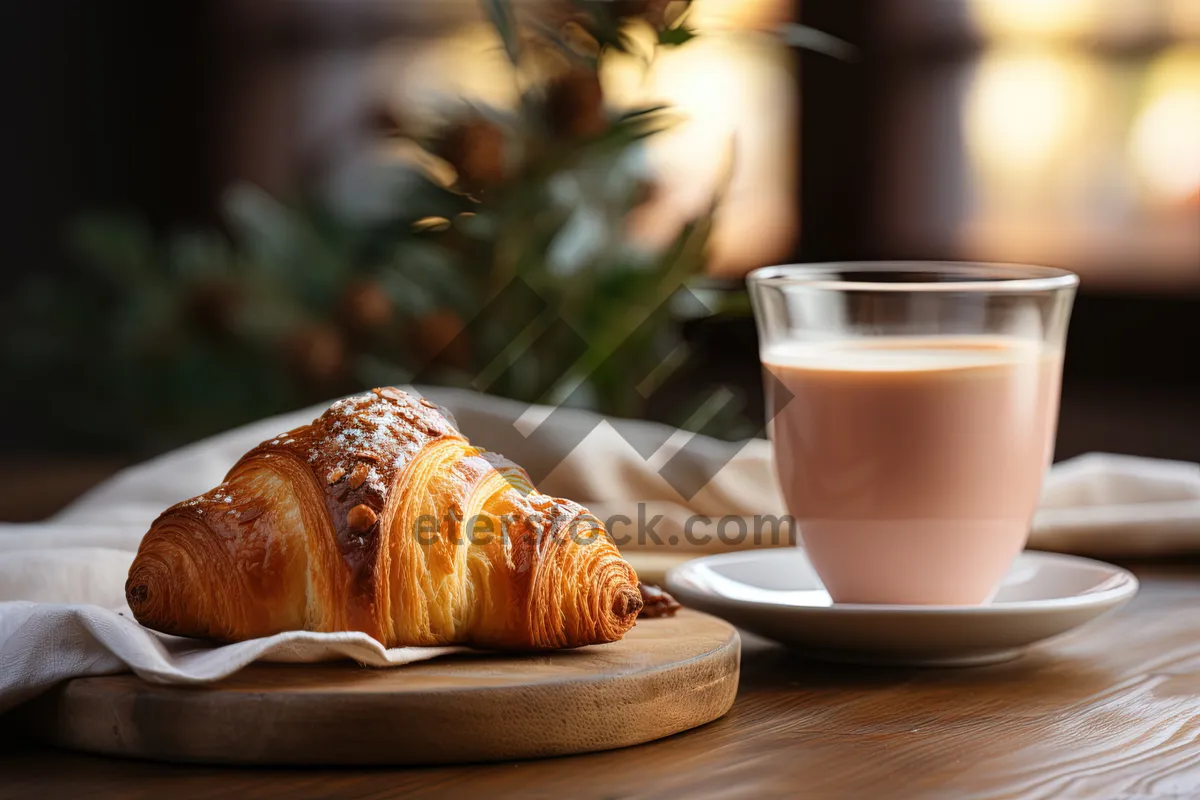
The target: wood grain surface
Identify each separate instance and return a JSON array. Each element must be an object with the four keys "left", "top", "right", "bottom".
[
  {"left": 20, "top": 610, "right": 739, "bottom": 766},
  {"left": 3, "top": 561, "right": 1200, "bottom": 799}
]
